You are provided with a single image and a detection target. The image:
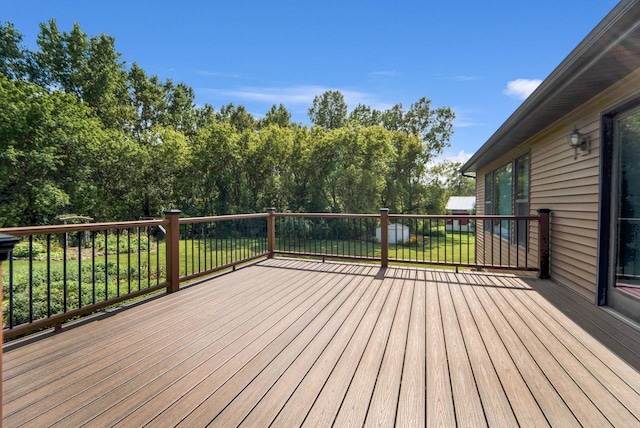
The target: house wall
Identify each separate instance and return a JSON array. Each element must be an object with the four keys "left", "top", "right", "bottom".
[{"left": 477, "top": 69, "right": 640, "bottom": 301}]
